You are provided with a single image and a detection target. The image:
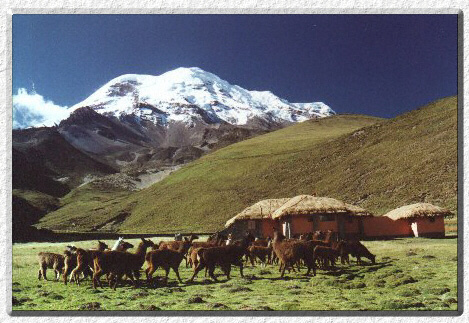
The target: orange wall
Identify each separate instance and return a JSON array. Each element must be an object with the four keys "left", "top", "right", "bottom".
[
  {"left": 291, "top": 215, "right": 314, "bottom": 234},
  {"left": 363, "top": 217, "right": 411, "bottom": 237},
  {"left": 261, "top": 219, "right": 280, "bottom": 239},
  {"left": 344, "top": 217, "right": 360, "bottom": 234},
  {"left": 363, "top": 216, "right": 445, "bottom": 238},
  {"left": 414, "top": 216, "right": 445, "bottom": 236}
]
